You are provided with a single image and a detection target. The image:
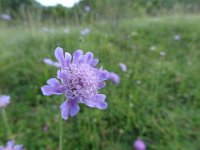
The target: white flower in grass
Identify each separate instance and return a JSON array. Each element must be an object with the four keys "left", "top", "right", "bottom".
[
  {"left": 159, "top": 51, "right": 166, "bottom": 57},
  {"left": 149, "top": 46, "right": 156, "bottom": 51}
]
